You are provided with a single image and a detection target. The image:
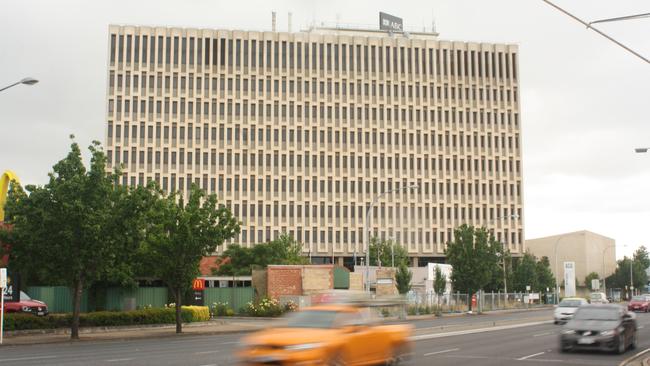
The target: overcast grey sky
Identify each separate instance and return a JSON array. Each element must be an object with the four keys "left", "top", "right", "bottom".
[{"left": 1, "top": 0, "right": 648, "bottom": 259}]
